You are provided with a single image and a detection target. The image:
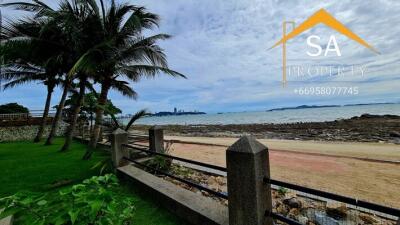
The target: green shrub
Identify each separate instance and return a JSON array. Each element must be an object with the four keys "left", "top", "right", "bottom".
[
  {"left": 0, "top": 174, "right": 135, "bottom": 225},
  {"left": 145, "top": 141, "right": 174, "bottom": 173},
  {"left": 0, "top": 103, "right": 29, "bottom": 114}
]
